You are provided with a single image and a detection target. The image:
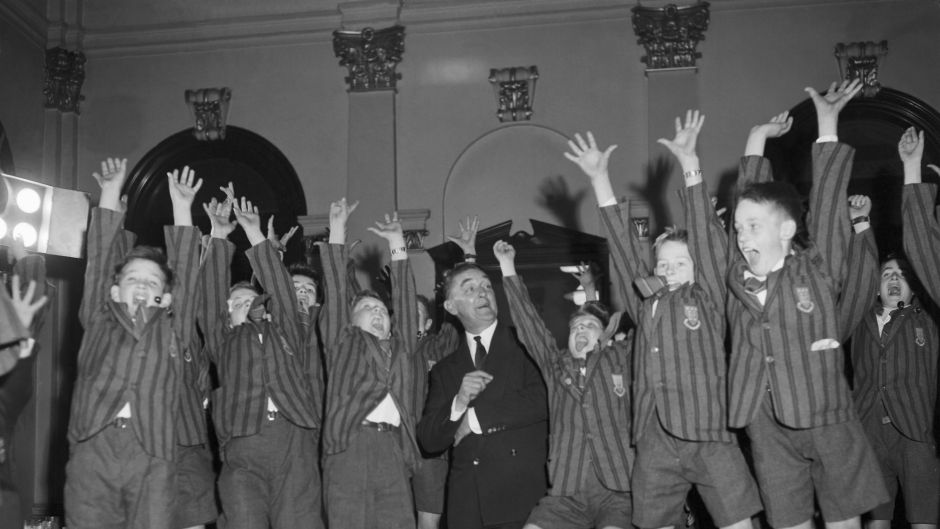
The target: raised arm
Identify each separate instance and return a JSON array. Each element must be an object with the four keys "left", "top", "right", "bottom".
[
  {"left": 838, "top": 196, "right": 878, "bottom": 340},
  {"left": 738, "top": 111, "right": 792, "bottom": 188},
  {"left": 368, "top": 211, "right": 418, "bottom": 354},
  {"left": 899, "top": 127, "right": 940, "bottom": 304},
  {"left": 805, "top": 79, "right": 861, "bottom": 286},
  {"left": 317, "top": 198, "right": 357, "bottom": 355},
  {"left": 448, "top": 215, "right": 479, "bottom": 263},
  {"left": 166, "top": 166, "right": 204, "bottom": 348},
  {"left": 197, "top": 196, "right": 236, "bottom": 361}
]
